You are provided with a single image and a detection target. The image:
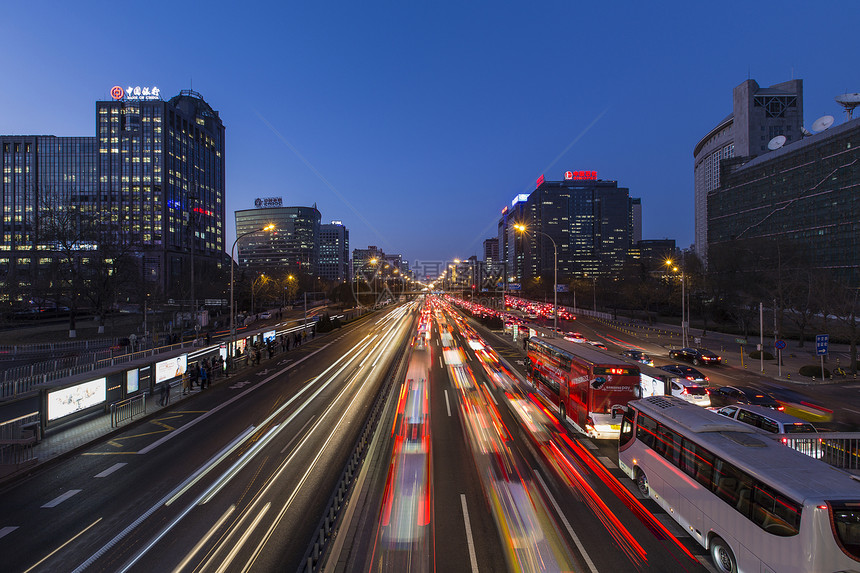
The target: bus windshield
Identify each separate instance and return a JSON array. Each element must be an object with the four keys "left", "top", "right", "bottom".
[{"left": 830, "top": 501, "right": 860, "bottom": 560}]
